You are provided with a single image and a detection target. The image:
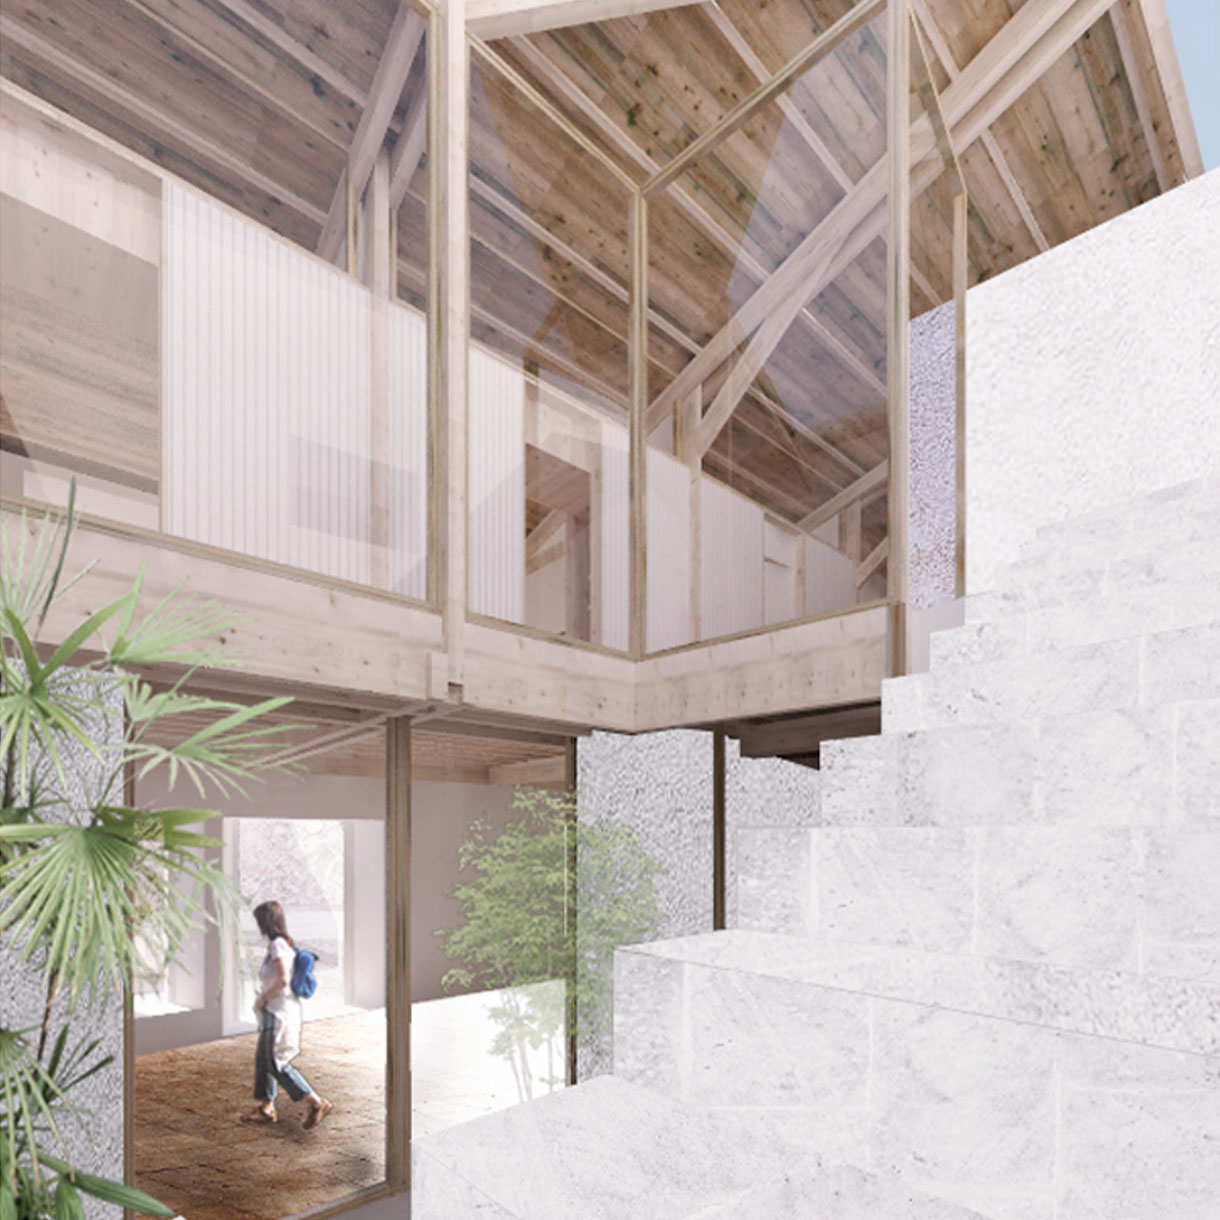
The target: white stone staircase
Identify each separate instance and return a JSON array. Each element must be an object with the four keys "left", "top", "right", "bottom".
[{"left": 413, "top": 477, "right": 1220, "bottom": 1219}]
